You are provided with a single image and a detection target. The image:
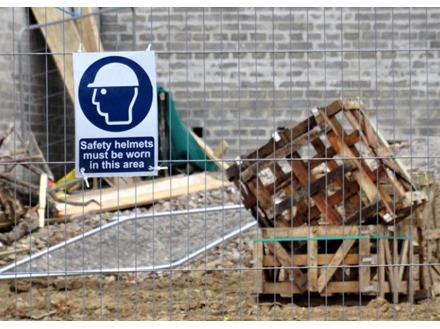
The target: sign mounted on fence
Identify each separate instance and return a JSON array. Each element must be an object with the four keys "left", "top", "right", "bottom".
[{"left": 73, "top": 51, "right": 158, "bottom": 178}]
